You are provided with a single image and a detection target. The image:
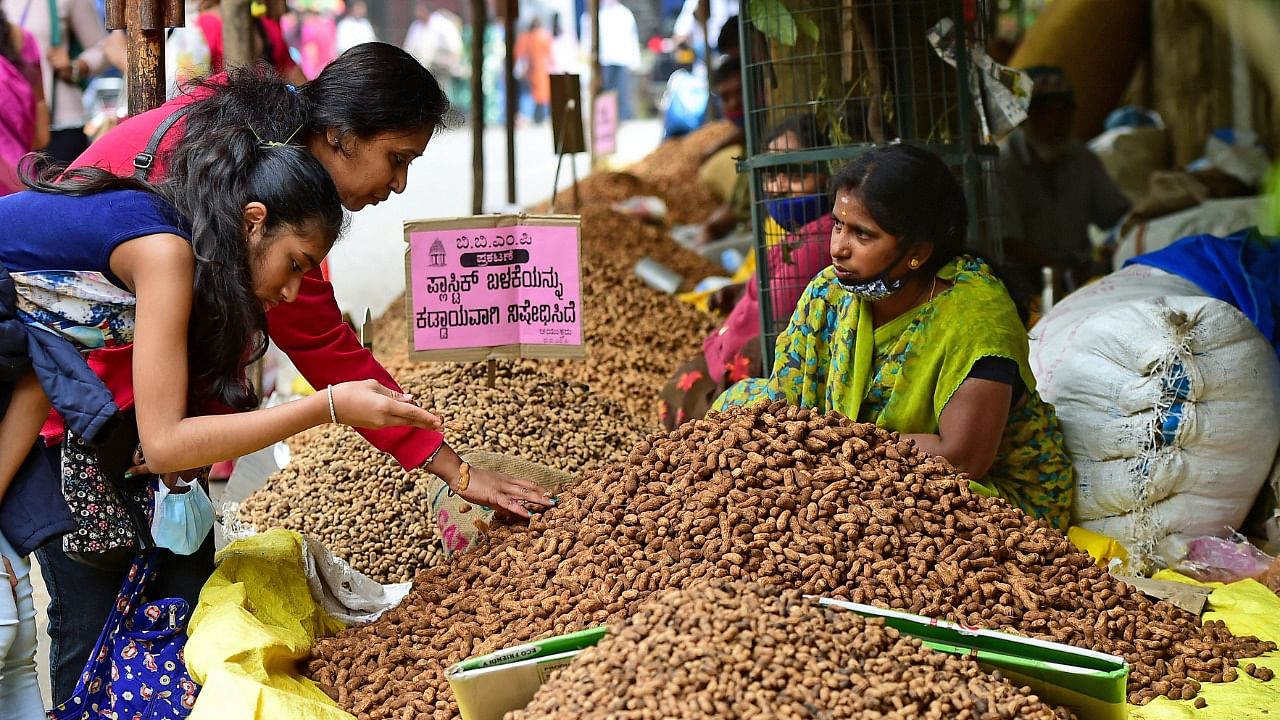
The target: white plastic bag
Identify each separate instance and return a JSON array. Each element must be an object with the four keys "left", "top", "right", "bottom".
[{"left": 1030, "top": 265, "right": 1280, "bottom": 567}]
